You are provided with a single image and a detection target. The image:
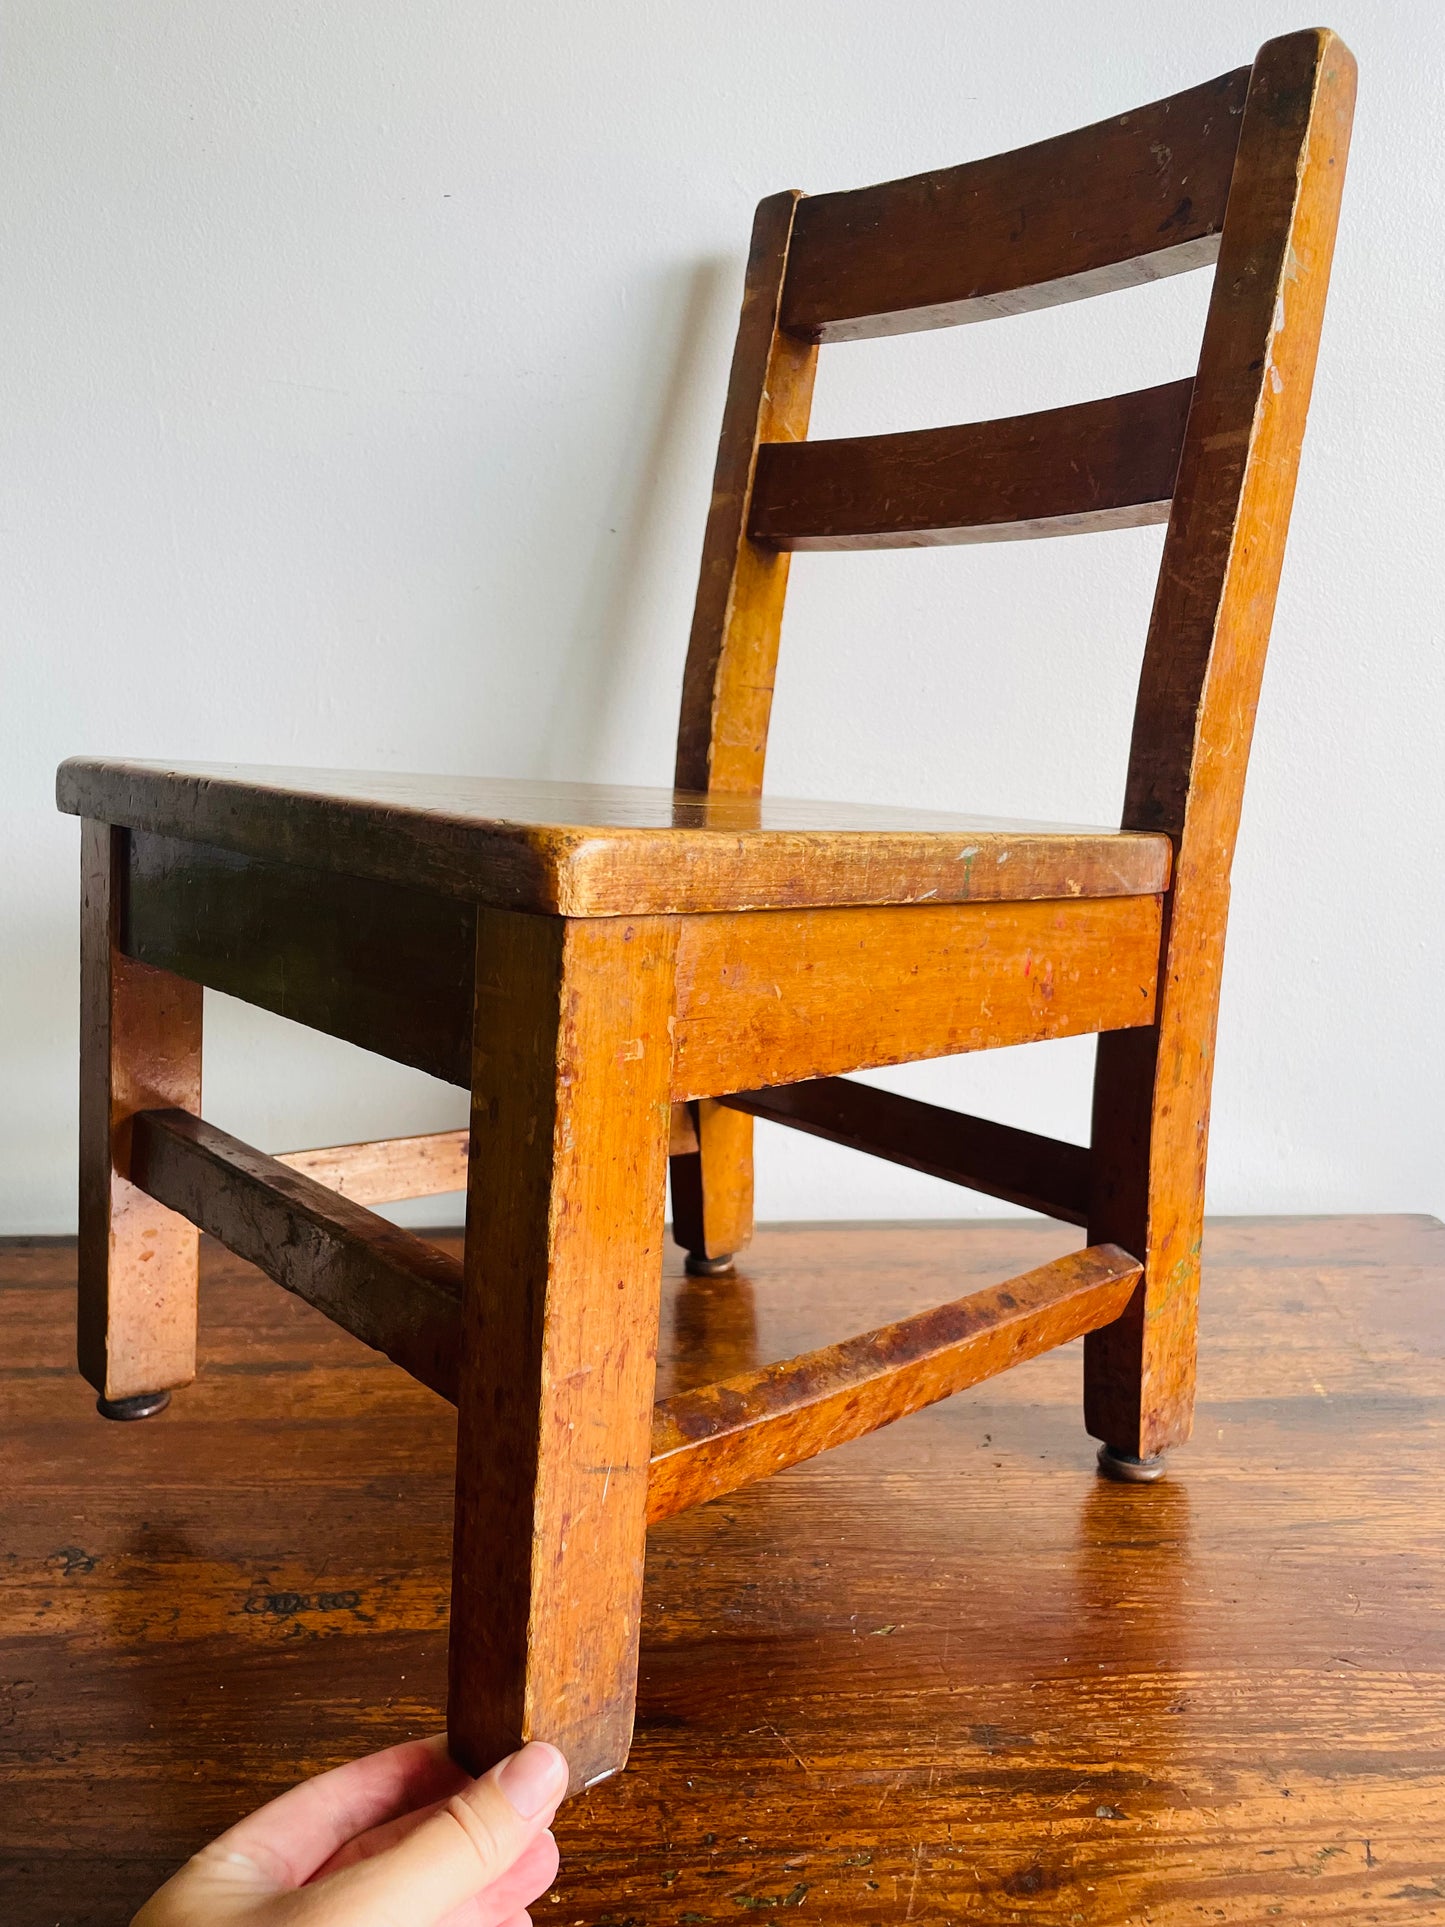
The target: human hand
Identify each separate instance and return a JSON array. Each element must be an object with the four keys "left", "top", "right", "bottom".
[{"left": 133, "top": 1734, "right": 568, "bottom": 1927}]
